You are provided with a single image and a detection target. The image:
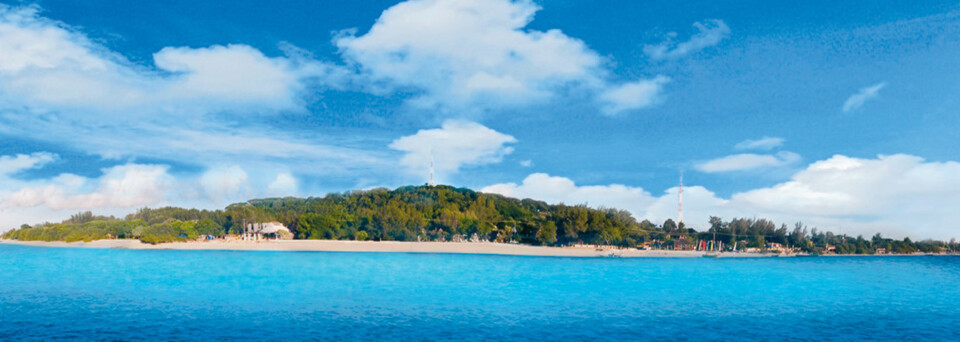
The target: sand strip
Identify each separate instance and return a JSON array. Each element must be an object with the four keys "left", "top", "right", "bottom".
[{"left": 0, "top": 238, "right": 783, "bottom": 258}]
